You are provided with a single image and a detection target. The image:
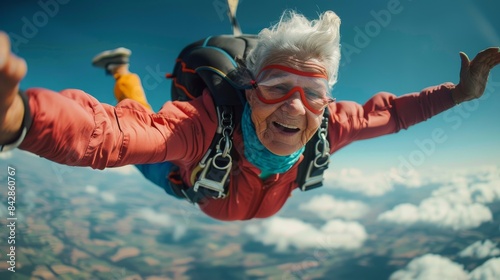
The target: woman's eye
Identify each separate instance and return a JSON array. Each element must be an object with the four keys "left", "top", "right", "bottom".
[
  {"left": 271, "top": 85, "right": 288, "bottom": 94},
  {"left": 305, "top": 90, "right": 322, "bottom": 99},
  {"left": 274, "top": 85, "right": 288, "bottom": 91}
]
